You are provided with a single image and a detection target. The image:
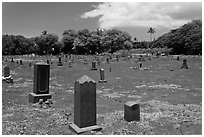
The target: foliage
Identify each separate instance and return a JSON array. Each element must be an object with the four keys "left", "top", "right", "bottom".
[{"left": 151, "top": 20, "right": 202, "bottom": 55}]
